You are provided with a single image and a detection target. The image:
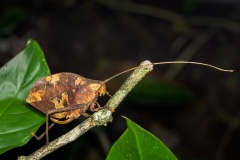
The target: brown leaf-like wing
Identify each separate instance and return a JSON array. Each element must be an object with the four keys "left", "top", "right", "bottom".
[{"left": 26, "top": 72, "right": 104, "bottom": 114}]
